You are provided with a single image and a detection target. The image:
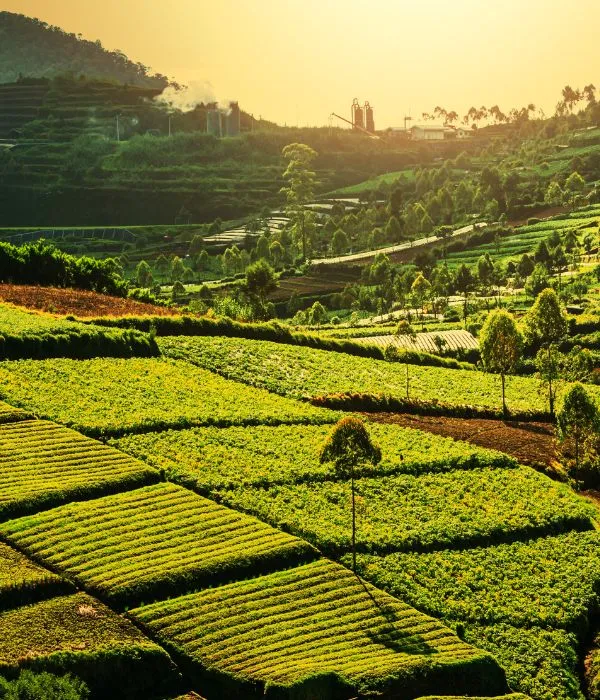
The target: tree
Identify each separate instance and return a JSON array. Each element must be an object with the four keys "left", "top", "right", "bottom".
[
  {"left": 558, "top": 383, "right": 598, "bottom": 470},
  {"left": 135, "top": 260, "right": 153, "bottom": 288},
  {"left": 188, "top": 234, "right": 205, "bottom": 257},
  {"left": 524, "top": 264, "right": 550, "bottom": 299},
  {"left": 564, "top": 171, "right": 585, "bottom": 208},
  {"left": 319, "top": 417, "right": 381, "bottom": 572},
  {"left": 170, "top": 256, "right": 185, "bottom": 283},
  {"left": 524, "top": 287, "right": 568, "bottom": 348},
  {"left": 269, "top": 240, "right": 284, "bottom": 268},
  {"left": 331, "top": 228, "right": 349, "bottom": 255},
  {"left": 395, "top": 320, "right": 417, "bottom": 399},
  {"left": 411, "top": 272, "right": 432, "bottom": 324},
  {"left": 0, "top": 670, "right": 89, "bottom": 700},
  {"left": 535, "top": 344, "right": 562, "bottom": 416},
  {"left": 517, "top": 253, "right": 535, "bottom": 279},
  {"left": 308, "top": 301, "right": 327, "bottom": 325},
  {"left": 280, "top": 143, "right": 318, "bottom": 260},
  {"left": 171, "top": 280, "right": 186, "bottom": 299},
  {"left": 545, "top": 180, "right": 563, "bottom": 206},
  {"left": 384, "top": 215, "right": 402, "bottom": 243},
  {"left": 455, "top": 264, "right": 475, "bottom": 322},
  {"left": 479, "top": 310, "right": 522, "bottom": 416},
  {"left": 244, "top": 259, "right": 278, "bottom": 312},
  {"left": 534, "top": 240, "right": 552, "bottom": 269}
]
